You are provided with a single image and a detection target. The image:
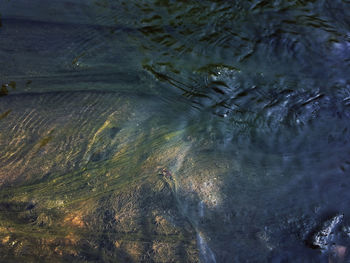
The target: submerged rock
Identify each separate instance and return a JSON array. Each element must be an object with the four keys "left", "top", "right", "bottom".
[
  {"left": 0, "top": 91, "right": 200, "bottom": 262},
  {"left": 310, "top": 214, "right": 344, "bottom": 251}
]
